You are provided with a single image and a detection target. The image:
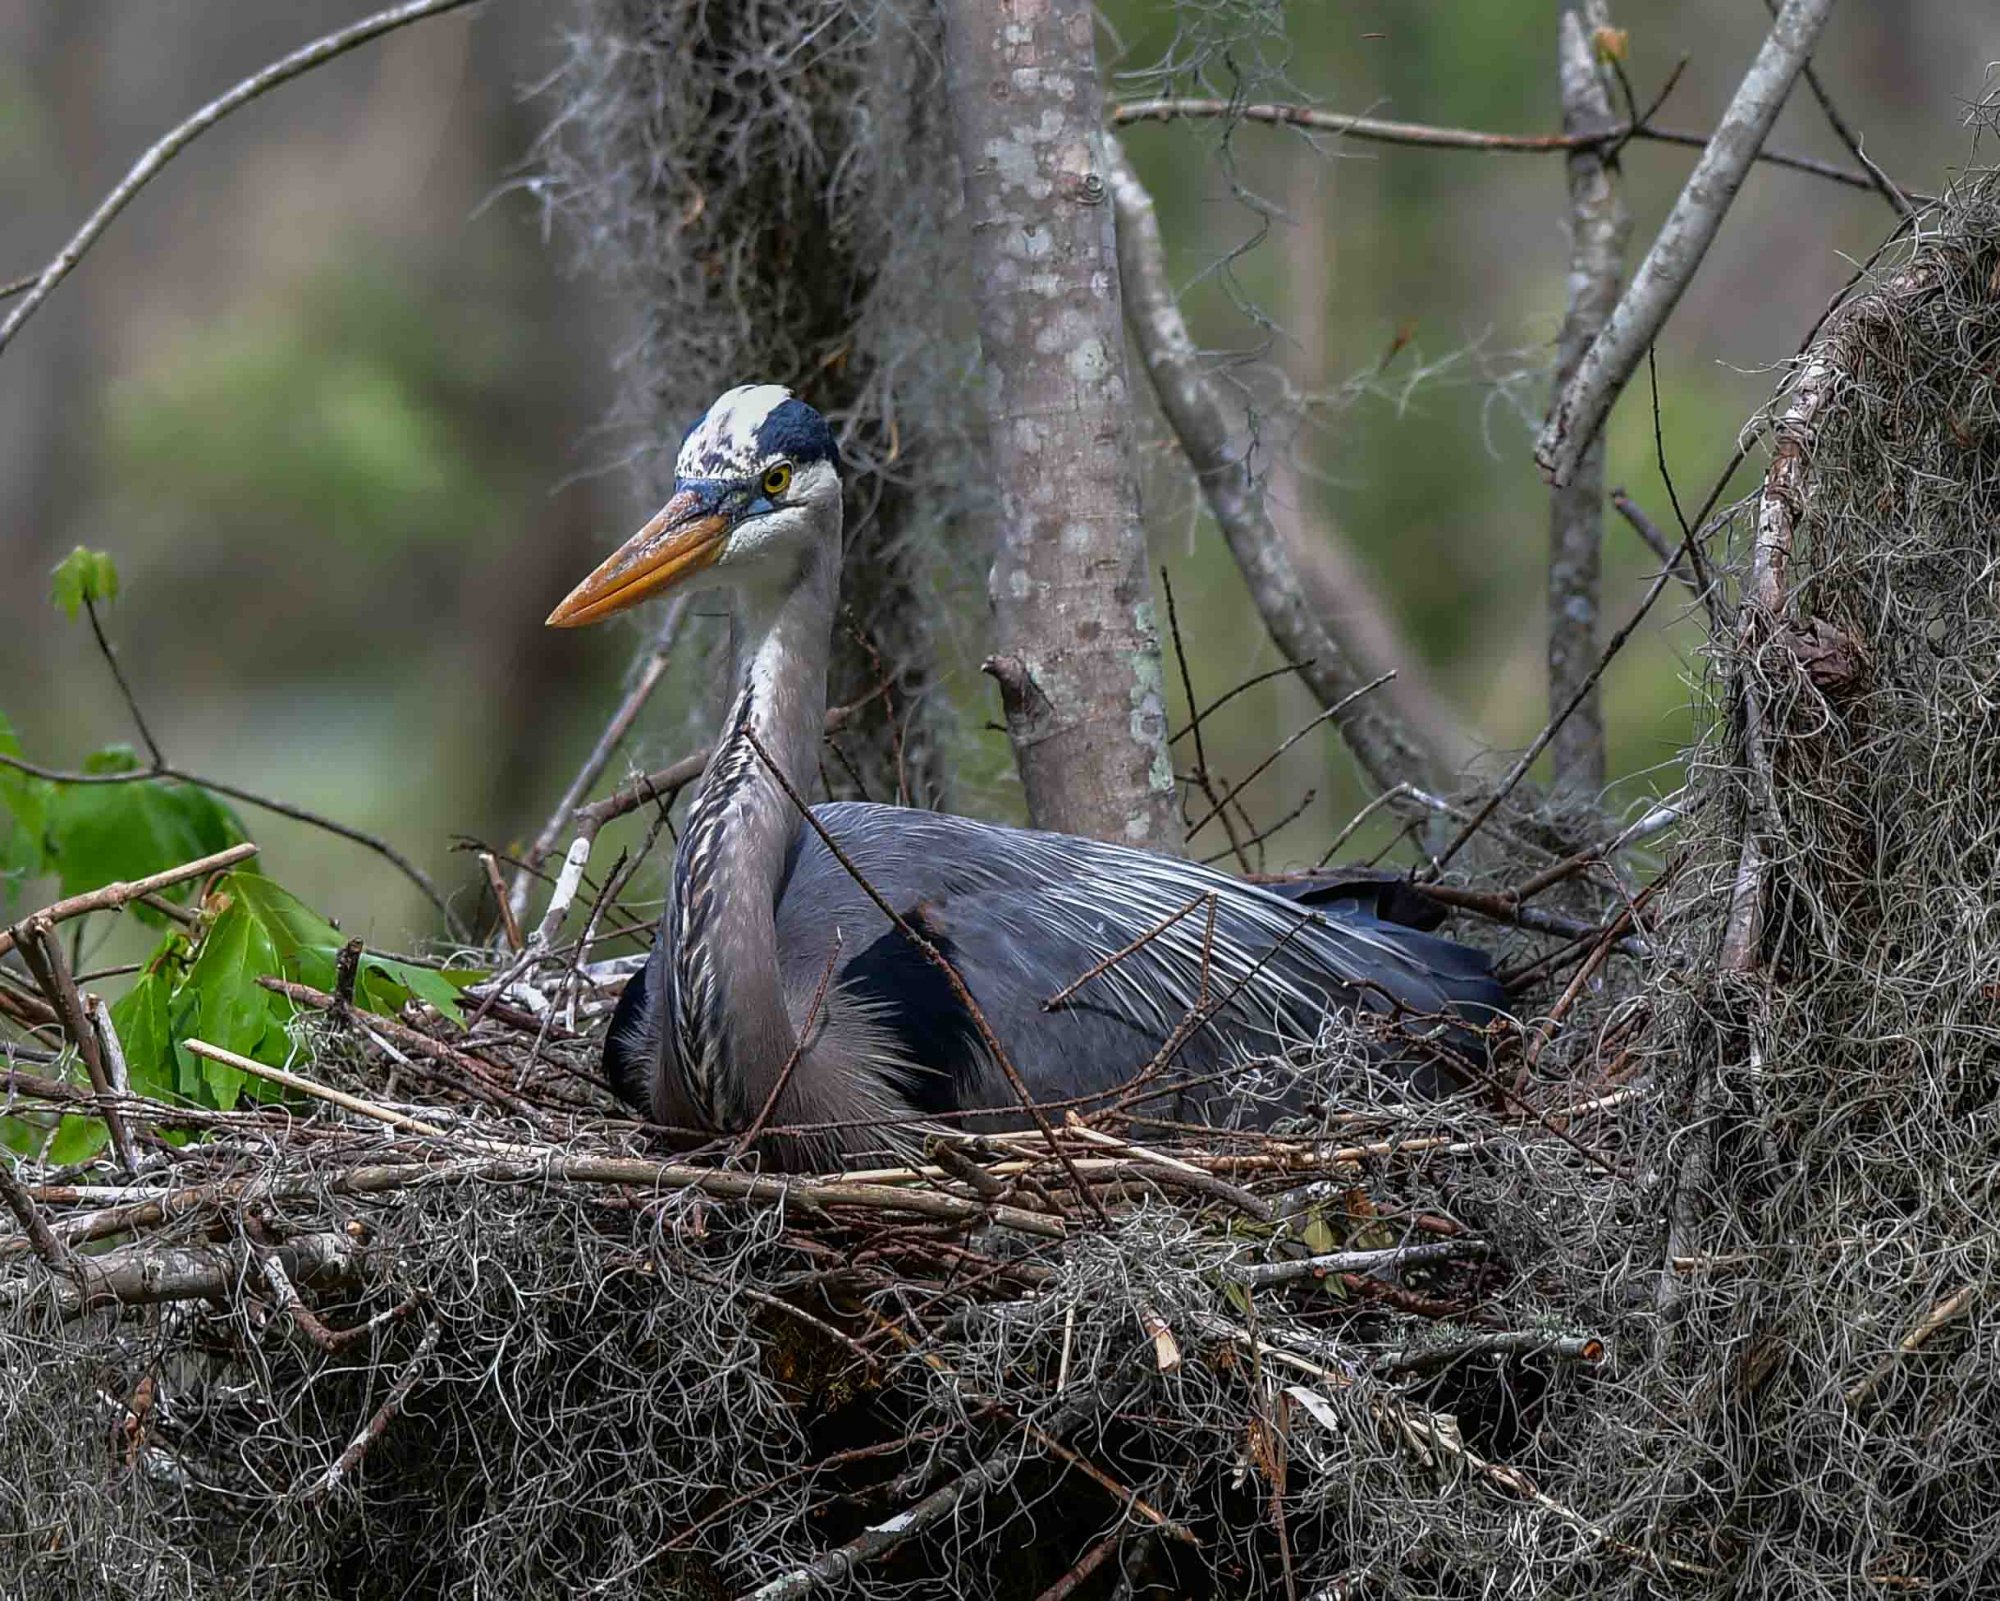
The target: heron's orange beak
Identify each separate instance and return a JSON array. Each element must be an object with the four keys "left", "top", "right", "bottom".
[{"left": 546, "top": 489, "right": 729, "bottom": 627}]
